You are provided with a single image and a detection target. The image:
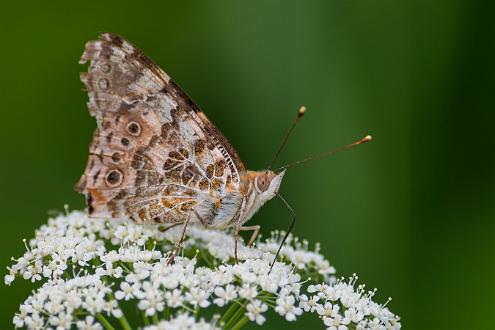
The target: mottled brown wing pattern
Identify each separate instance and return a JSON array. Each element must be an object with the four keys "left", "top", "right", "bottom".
[{"left": 76, "top": 33, "right": 246, "bottom": 224}]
